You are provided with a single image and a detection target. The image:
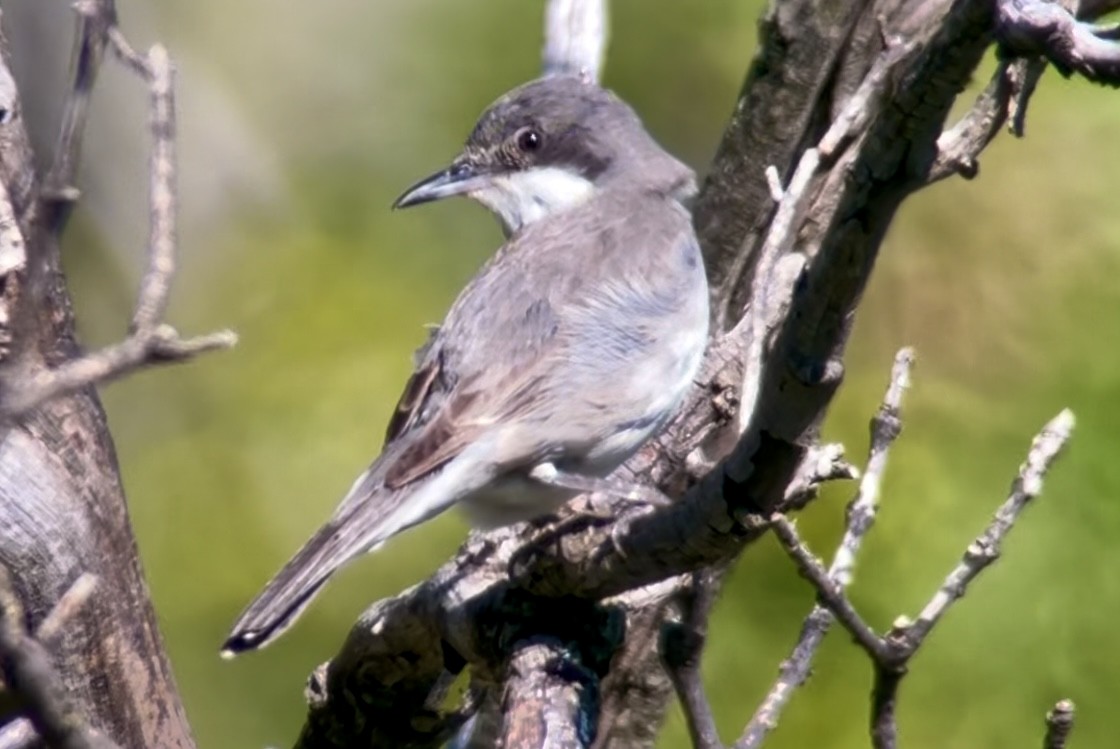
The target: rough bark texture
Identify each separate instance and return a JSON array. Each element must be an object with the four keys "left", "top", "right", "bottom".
[{"left": 0, "top": 8, "right": 194, "bottom": 749}]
